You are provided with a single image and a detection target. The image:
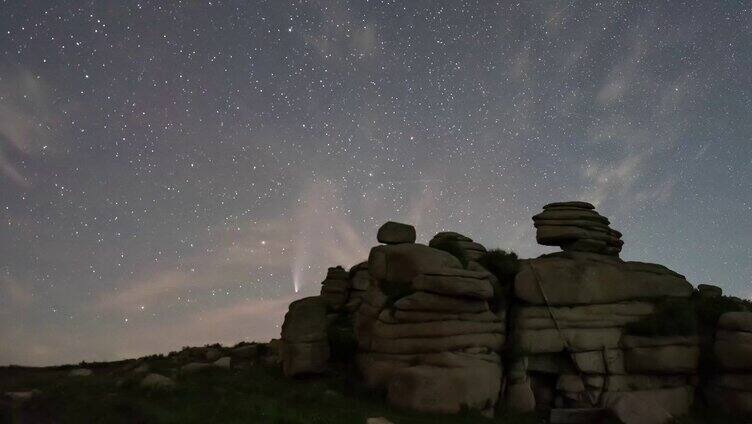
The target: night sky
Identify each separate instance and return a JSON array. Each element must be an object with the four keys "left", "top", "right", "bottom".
[{"left": 1, "top": 1, "right": 750, "bottom": 366}]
